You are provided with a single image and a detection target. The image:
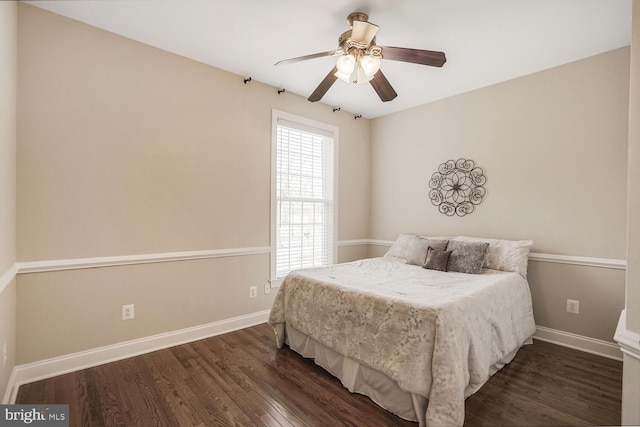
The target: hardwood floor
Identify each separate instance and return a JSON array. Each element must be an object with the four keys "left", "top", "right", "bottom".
[{"left": 16, "top": 323, "right": 622, "bottom": 426}]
